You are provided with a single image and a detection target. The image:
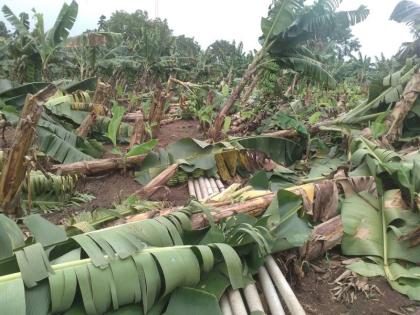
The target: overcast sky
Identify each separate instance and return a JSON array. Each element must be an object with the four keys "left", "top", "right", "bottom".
[{"left": 1, "top": 0, "right": 418, "bottom": 58}]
